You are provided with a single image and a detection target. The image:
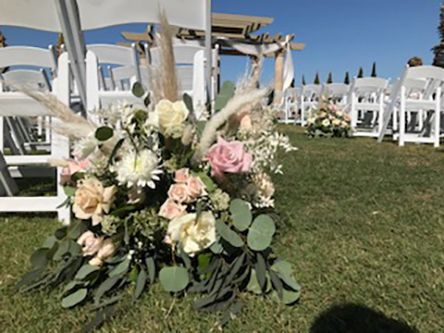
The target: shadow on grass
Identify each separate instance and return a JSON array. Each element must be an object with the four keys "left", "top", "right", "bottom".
[{"left": 310, "top": 303, "right": 418, "bottom": 333}]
